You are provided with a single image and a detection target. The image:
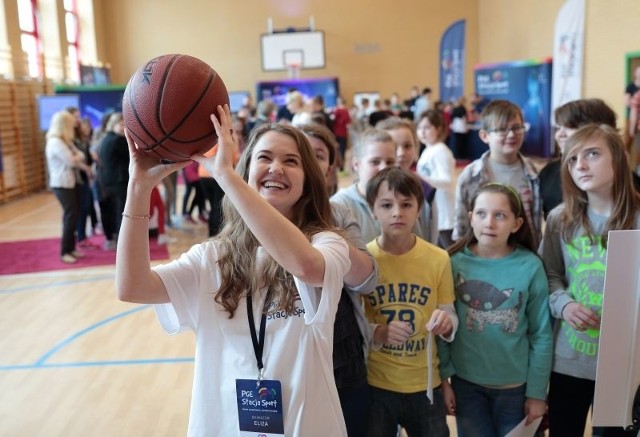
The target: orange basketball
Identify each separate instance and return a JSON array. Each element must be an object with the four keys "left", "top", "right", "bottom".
[{"left": 123, "top": 54, "right": 229, "bottom": 162}]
